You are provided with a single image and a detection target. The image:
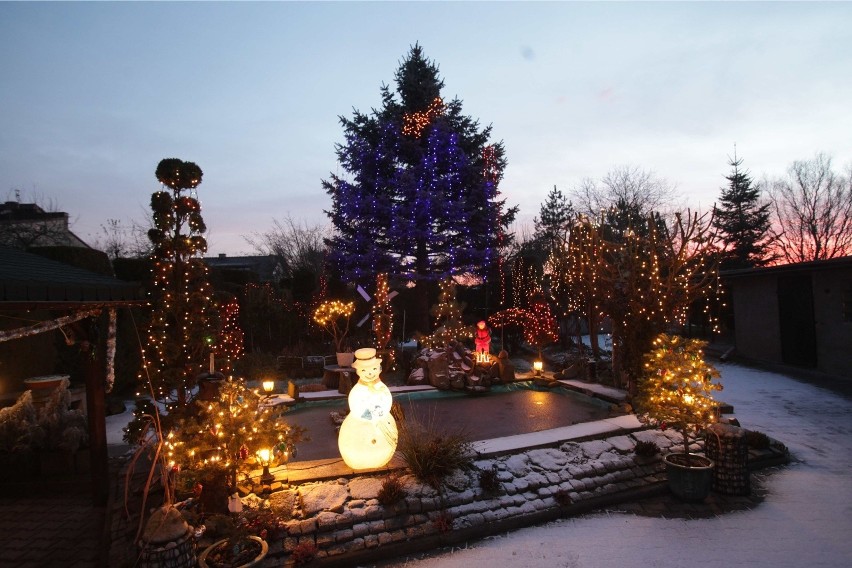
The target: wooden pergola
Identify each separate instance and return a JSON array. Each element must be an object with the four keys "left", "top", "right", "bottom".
[{"left": 0, "top": 247, "right": 147, "bottom": 505}]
